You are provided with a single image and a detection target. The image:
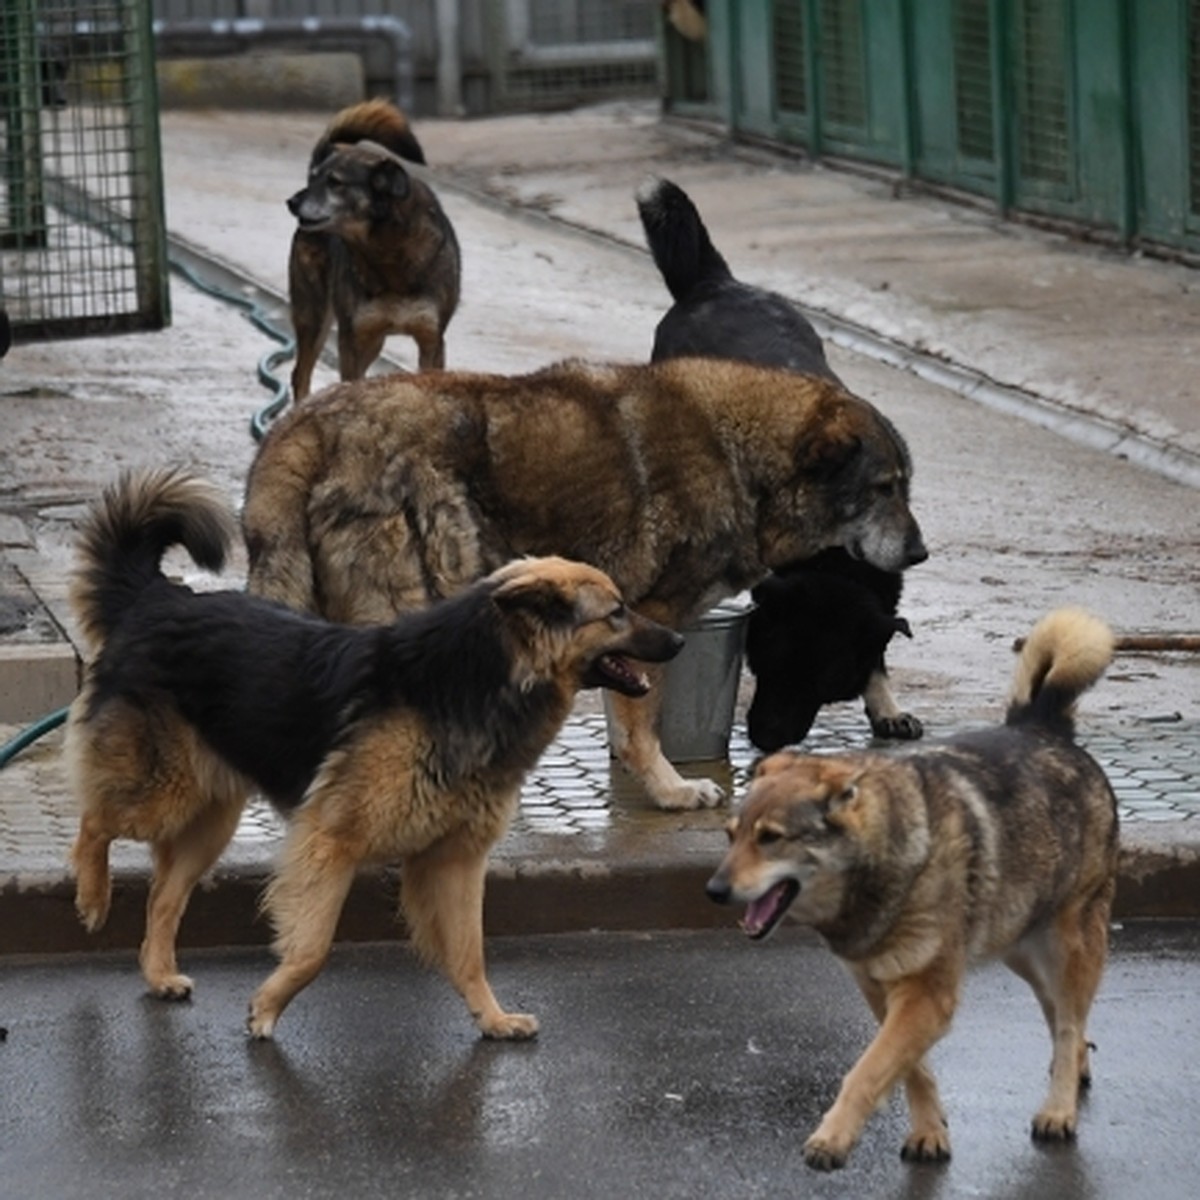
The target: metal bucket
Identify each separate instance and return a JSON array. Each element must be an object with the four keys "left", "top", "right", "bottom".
[{"left": 606, "top": 595, "right": 752, "bottom": 764}]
